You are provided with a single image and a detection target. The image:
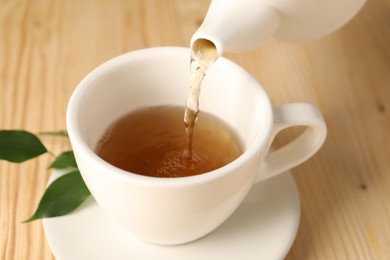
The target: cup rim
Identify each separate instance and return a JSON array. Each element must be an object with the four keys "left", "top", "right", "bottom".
[{"left": 66, "top": 46, "right": 273, "bottom": 187}]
